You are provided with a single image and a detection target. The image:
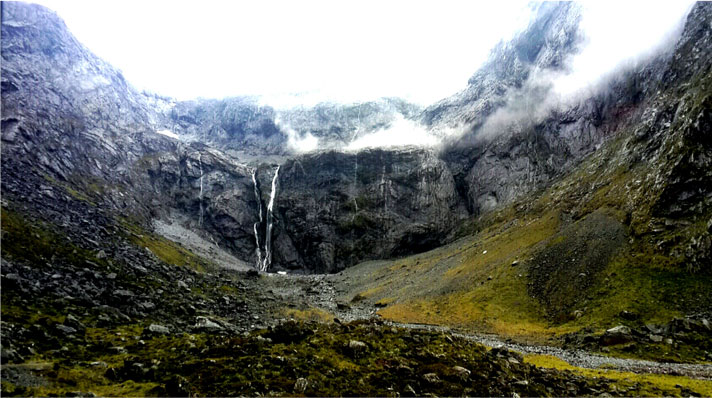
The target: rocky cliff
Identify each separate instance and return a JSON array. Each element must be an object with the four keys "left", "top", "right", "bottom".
[{"left": 2, "top": 1, "right": 710, "bottom": 275}]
